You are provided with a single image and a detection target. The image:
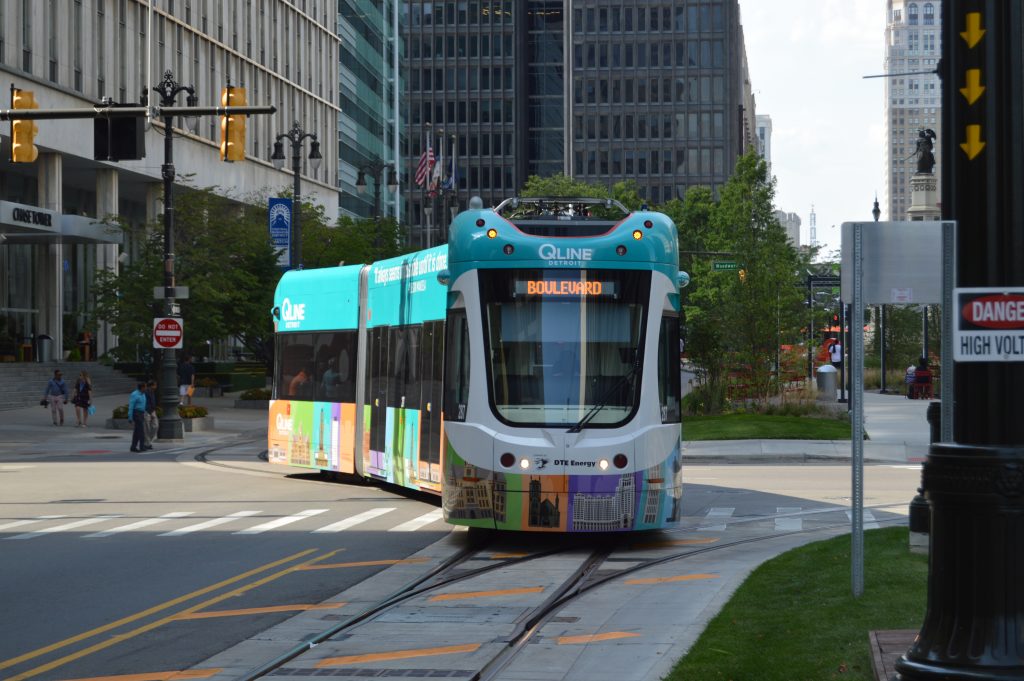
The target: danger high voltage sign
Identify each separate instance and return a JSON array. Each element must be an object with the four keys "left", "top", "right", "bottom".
[{"left": 954, "top": 288, "right": 1024, "bottom": 362}]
